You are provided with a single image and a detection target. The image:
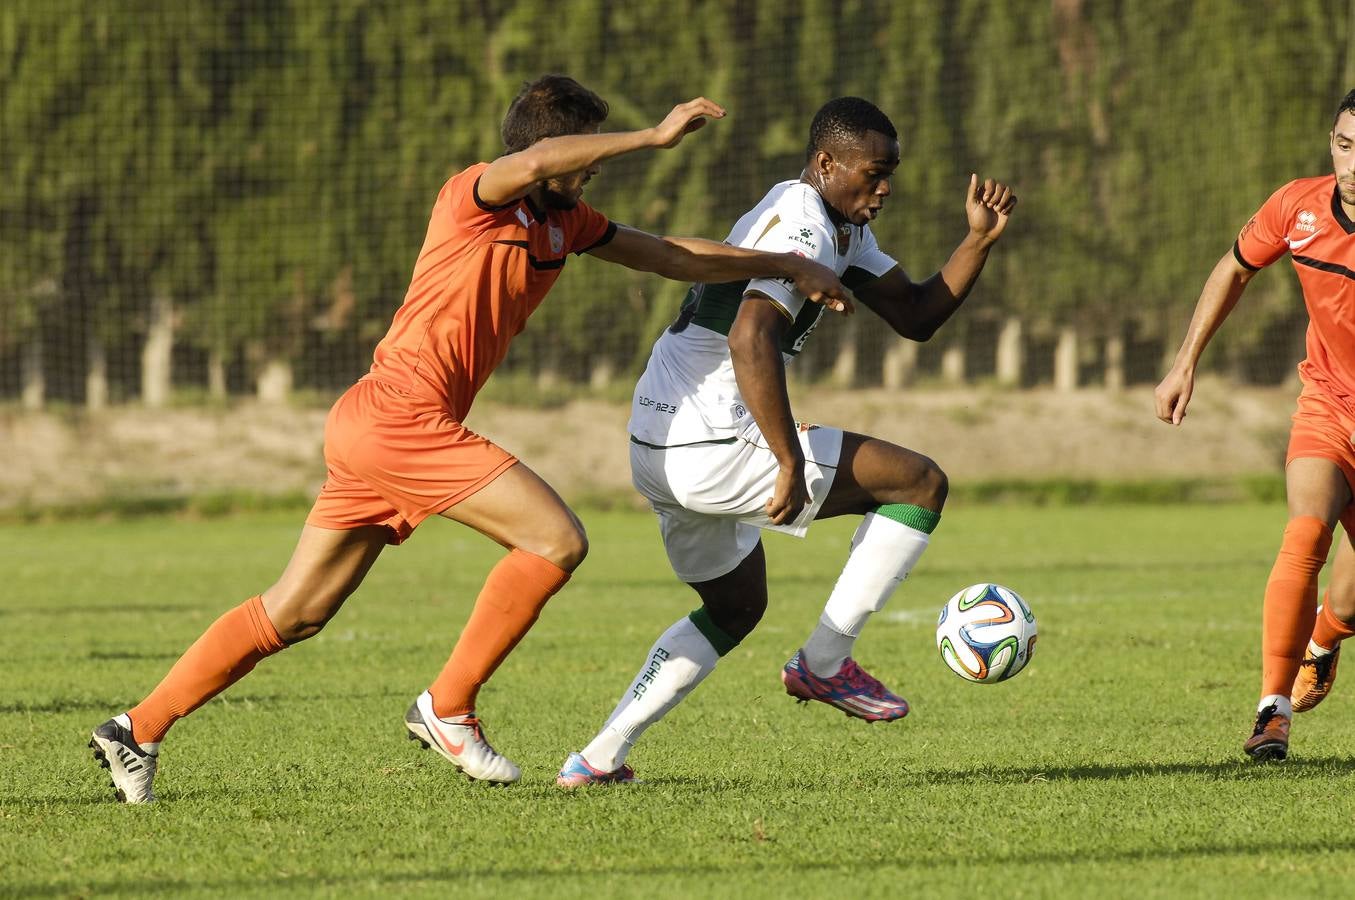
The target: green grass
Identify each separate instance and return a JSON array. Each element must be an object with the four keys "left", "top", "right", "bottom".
[{"left": 3, "top": 504, "right": 1355, "bottom": 897}]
